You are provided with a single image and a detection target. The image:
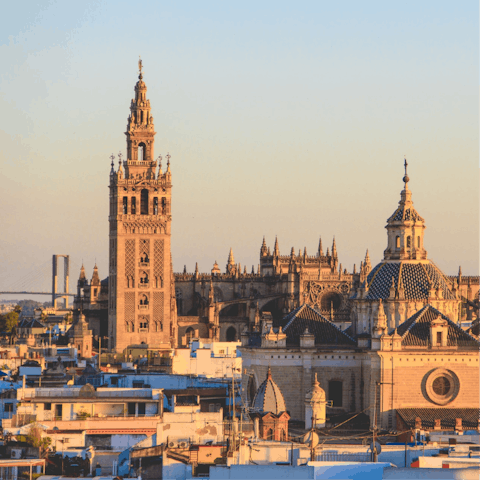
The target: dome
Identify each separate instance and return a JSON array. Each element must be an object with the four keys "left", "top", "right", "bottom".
[
  {"left": 252, "top": 367, "right": 287, "bottom": 414},
  {"left": 363, "top": 260, "right": 456, "bottom": 301}
]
